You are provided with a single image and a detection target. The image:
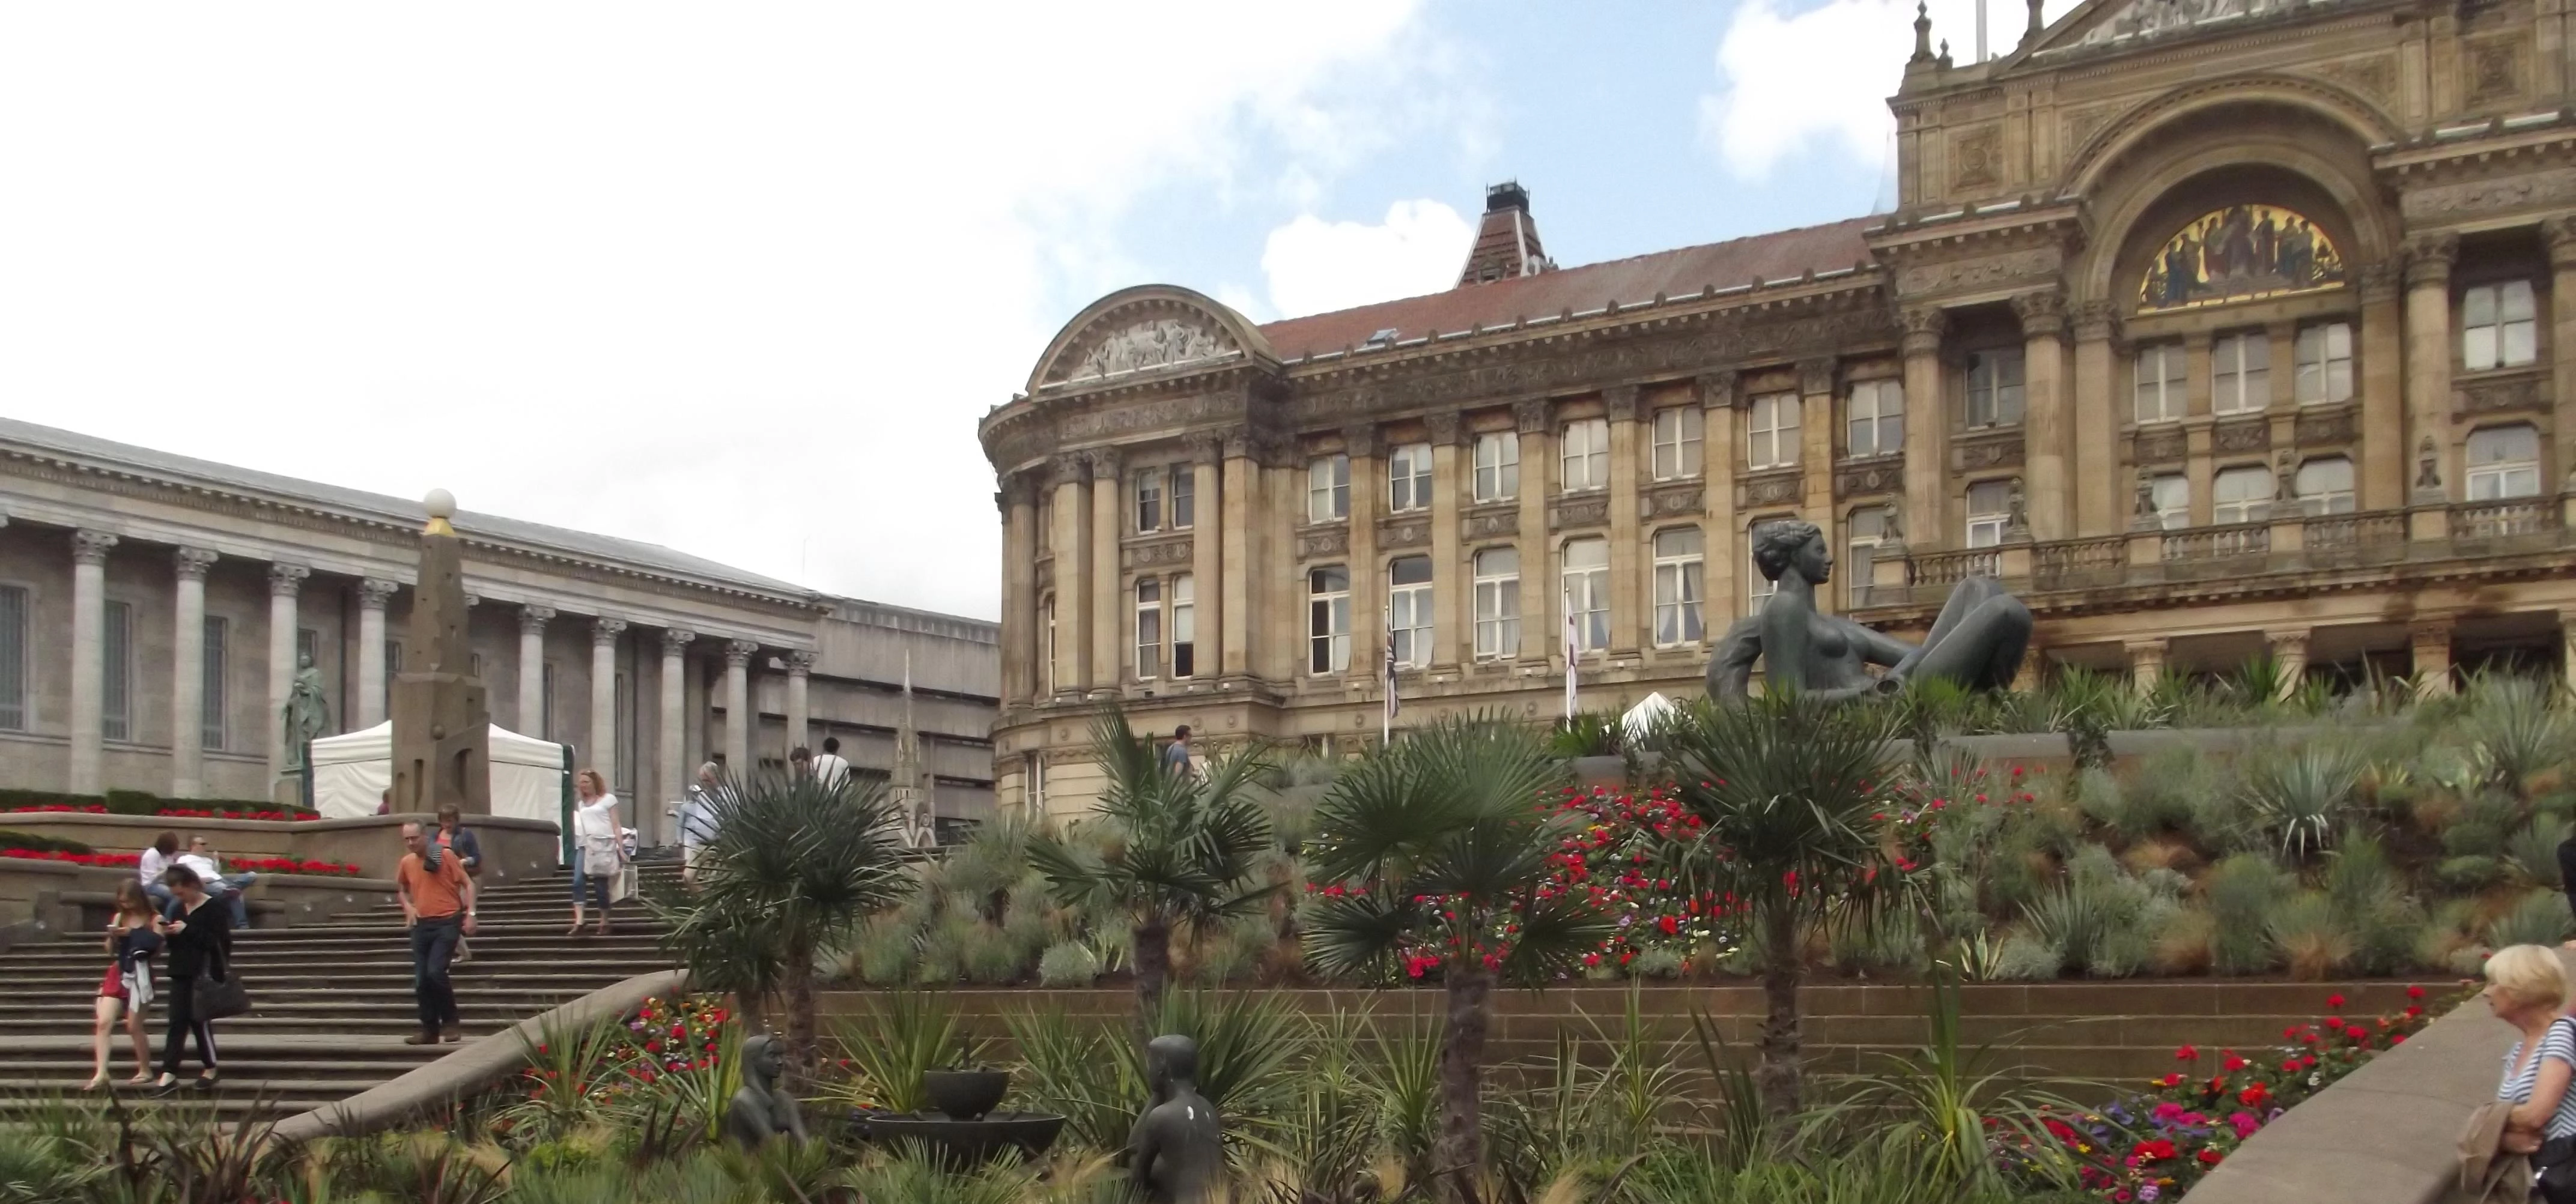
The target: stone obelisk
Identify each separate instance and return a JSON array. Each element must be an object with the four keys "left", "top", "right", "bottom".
[{"left": 389, "top": 489, "right": 492, "bottom": 815}]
